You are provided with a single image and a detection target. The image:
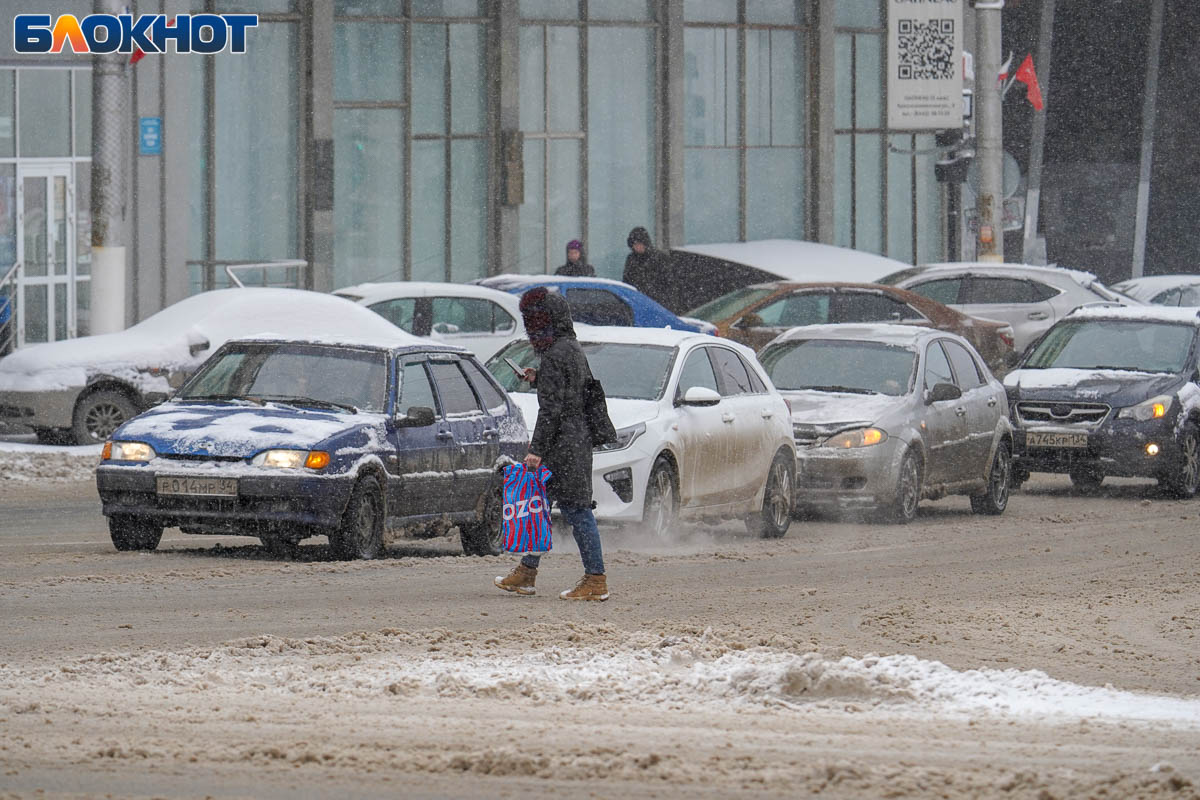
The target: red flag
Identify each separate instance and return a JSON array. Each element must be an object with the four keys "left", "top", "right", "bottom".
[{"left": 1015, "top": 53, "right": 1044, "bottom": 110}]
